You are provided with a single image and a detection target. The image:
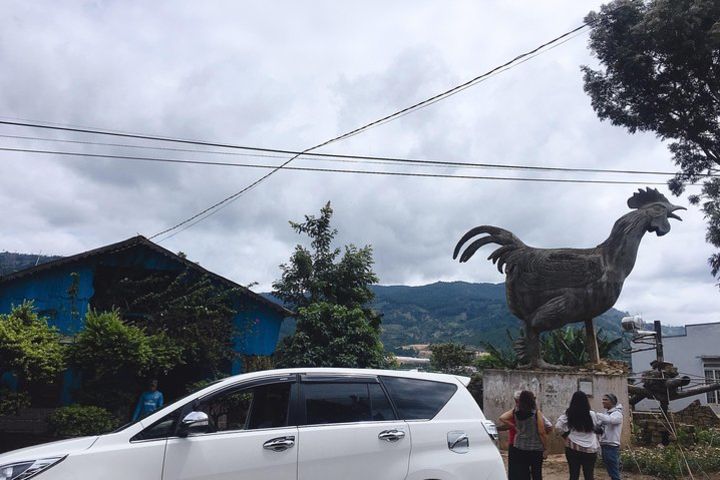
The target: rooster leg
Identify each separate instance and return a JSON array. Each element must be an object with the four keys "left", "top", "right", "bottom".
[
  {"left": 514, "top": 328, "right": 541, "bottom": 369},
  {"left": 516, "top": 328, "right": 572, "bottom": 370},
  {"left": 520, "top": 296, "right": 575, "bottom": 370}
]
